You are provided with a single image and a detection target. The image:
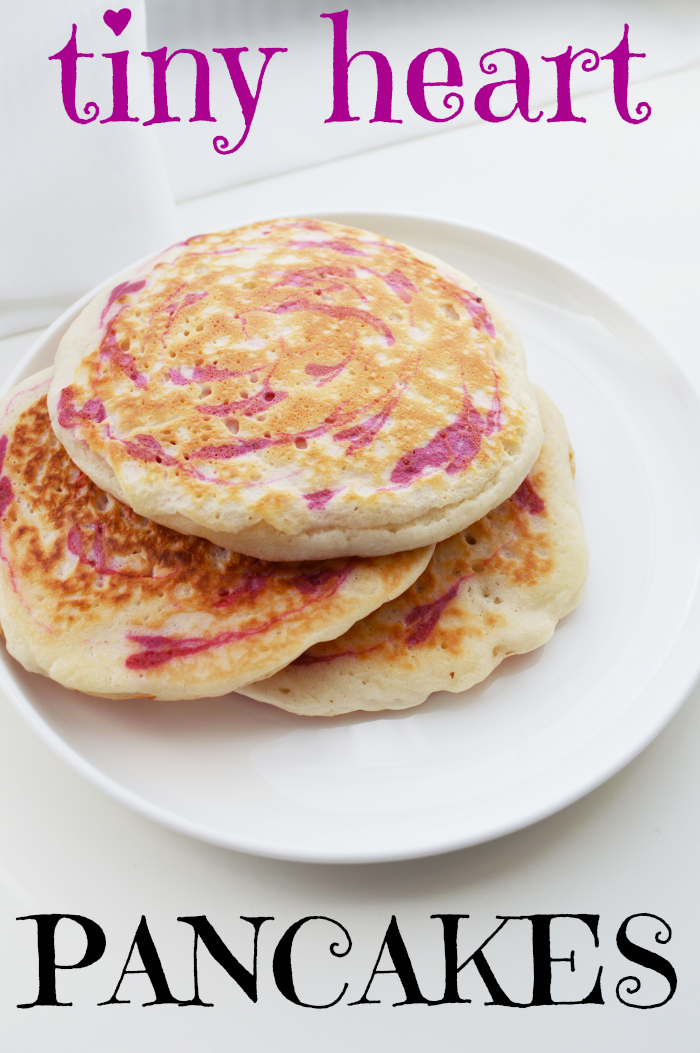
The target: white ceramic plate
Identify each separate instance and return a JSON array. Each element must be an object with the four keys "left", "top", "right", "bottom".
[{"left": 2, "top": 212, "right": 700, "bottom": 864}]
